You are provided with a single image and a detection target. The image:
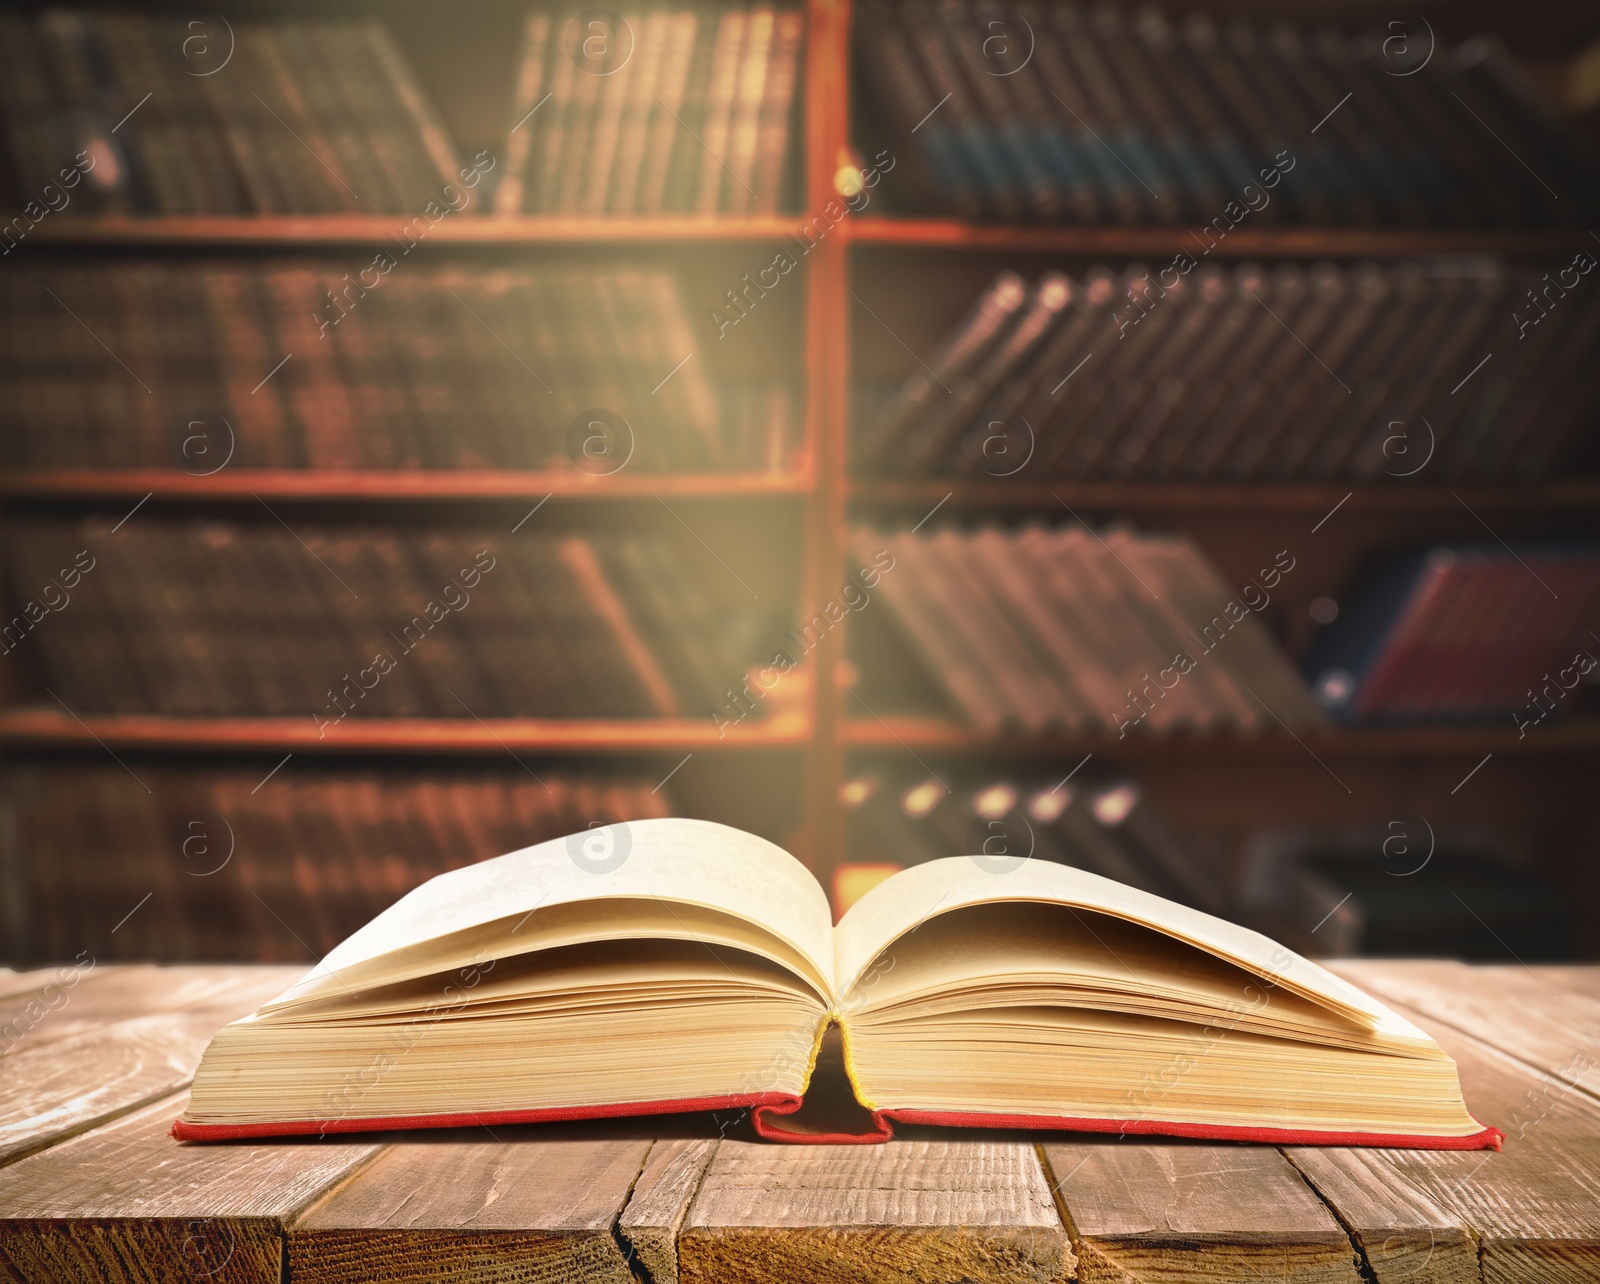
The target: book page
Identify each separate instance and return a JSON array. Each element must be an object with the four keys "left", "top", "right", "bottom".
[
  {"left": 279, "top": 818, "right": 835, "bottom": 1003},
  {"left": 833, "top": 857, "right": 1429, "bottom": 1042}
]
